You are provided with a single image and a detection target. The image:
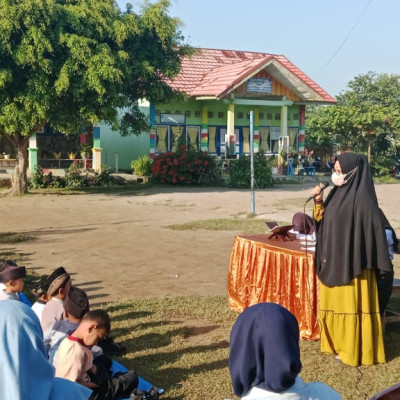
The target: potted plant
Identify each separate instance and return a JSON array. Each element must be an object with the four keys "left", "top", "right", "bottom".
[
  {"left": 267, "top": 155, "right": 278, "bottom": 175},
  {"left": 68, "top": 152, "right": 76, "bottom": 160},
  {"left": 131, "top": 155, "right": 153, "bottom": 182},
  {"left": 79, "top": 143, "right": 92, "bottom": 159}
]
